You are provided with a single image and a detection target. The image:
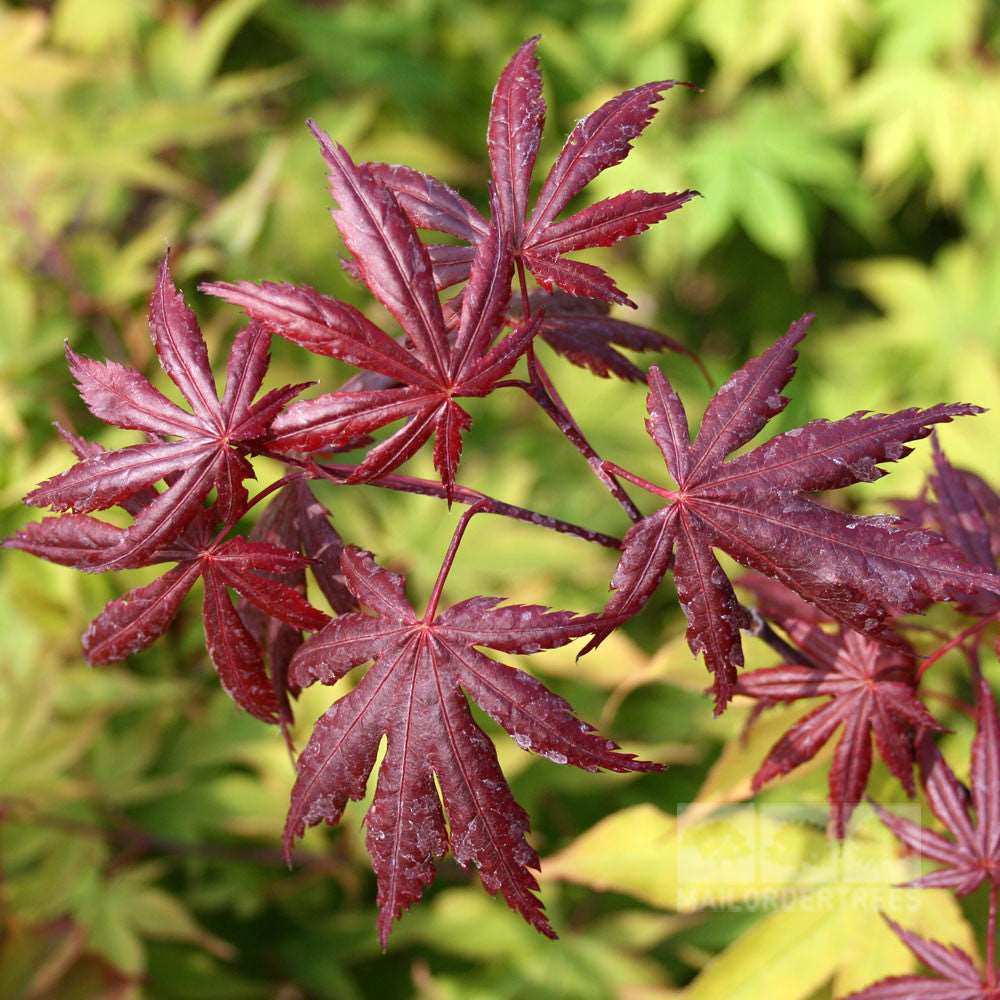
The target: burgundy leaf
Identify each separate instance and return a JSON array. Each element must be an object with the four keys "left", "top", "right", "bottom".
[
  {"left": 526, "top": 189, "right": 697, "bottom": 257},
  {"left": 5, "top": 514, "right": 127, "bottom": 570},
  {"left": 202, "top": 570, "right": 282, "bottom": 723},
  {"left": 524, "top": 289, "right": 707, "bottom": 384},
  {"left": 149, "top": 255, "right": 221, "bottom": 422},
  {"left": 874, "top": 674, "right": 1000, "bottom": 894},
  {"left": 487, "top": 35, "right": 545, "bottom": 240},
  {"left": 526, "top": 80, "right": 682, "bottom": 236},
  {"left": 201, "top": 280, "right": 436, "bottom": 388},
  {"left": 923, "top": 438, "right": 1000, "bottom": 616},
  {"left": 842, "top": 916, "right": 990, "bottom": 999},
  {"left": 285, "top": 546, "right": 658, "bottom": 945},
  {"left": 207, "top": 144, "right": 528, "bottom": 492},
  {"left": 83, "top": 562, "right": 203, "bottom": 663},
  {"left": 361, "top": 162, "right": 488, "bottom": 242},
  {"left": 590, "top": 315, "right": 995, "bottom": 708},
  {"left": 521, "top": 252, "right": 634, "bottom": 308},
  {"left": 308, "top": 126, "right": 450, "bottom": 379},
  {"left": 734, "top": 580, "right": 941, "bottom": 836},
  {"left": 674, "top": 511, "right": 747, "bottom": 712},
  {"left": 25, "top": 258, "right": 306, "bottom": 568},
  {"left": 370, "top": 41, "right": 691, "bottom": 306},
  {"left": 65, "top": 345, "right": 202, "bottom": 437},
  {"left": 25, "top": 480, "right": 333, "bottom": 722}
]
